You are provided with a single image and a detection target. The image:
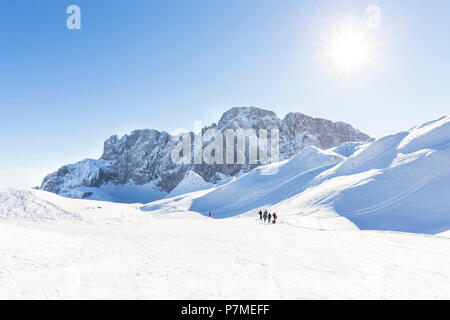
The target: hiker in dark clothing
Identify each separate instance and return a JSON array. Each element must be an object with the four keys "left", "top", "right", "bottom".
[
  {"left": 268, "top": 213, "right": 272, "bottom": 224},
  {"left": 272, "top": 213, "right": 278, "bottom": 224},
  {"left": 263, "top": 211, "right": 268, "bottom": 223},
  {"left": 258, "top": 210, "right": 263, "bottom": 220}
]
